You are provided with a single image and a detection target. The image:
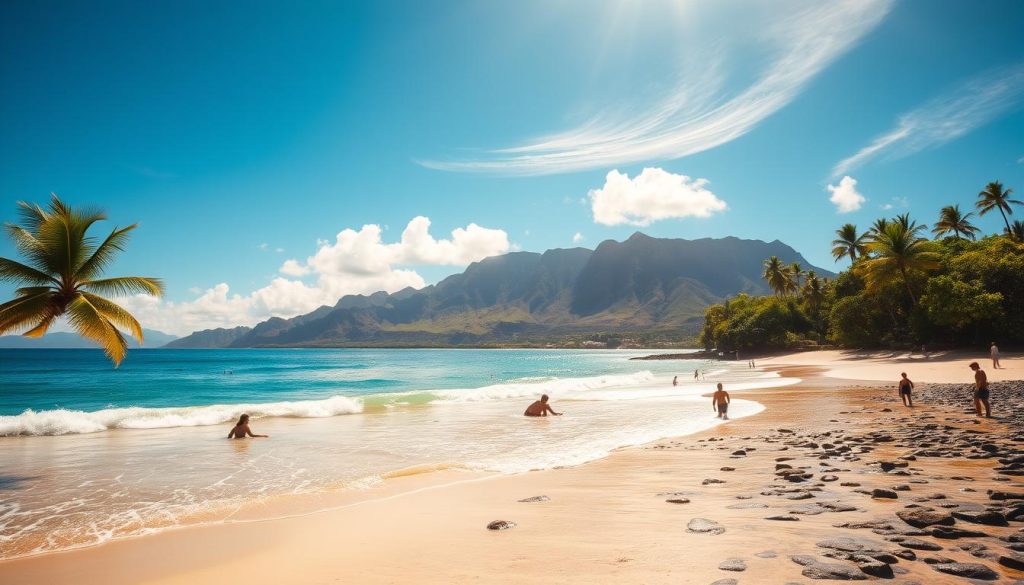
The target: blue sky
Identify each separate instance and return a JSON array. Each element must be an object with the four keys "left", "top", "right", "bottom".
[{"left": 2, "top": 0, "right": 1023, "bottom": 336}]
